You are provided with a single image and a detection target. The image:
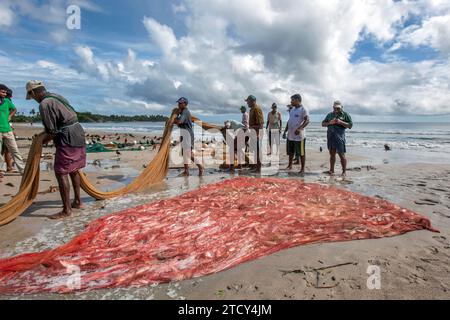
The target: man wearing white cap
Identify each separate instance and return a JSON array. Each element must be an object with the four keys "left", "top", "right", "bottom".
[
  {"left": 26, "top": 80, "right": 86, "bottom": 219},
  {"left": 322, "top": 100, "right": 353, "bottom": 177}
]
